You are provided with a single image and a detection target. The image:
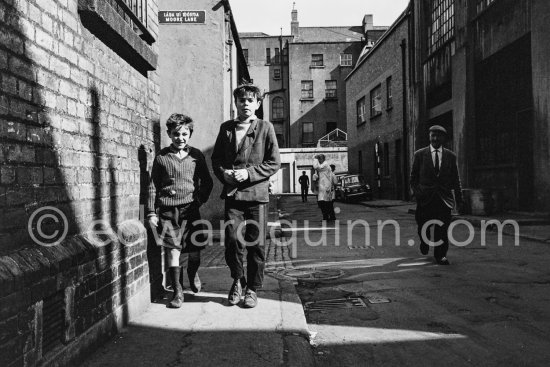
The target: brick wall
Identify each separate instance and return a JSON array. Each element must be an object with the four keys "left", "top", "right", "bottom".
[
  {"left": 346, "top": 15, "right": 409, "bottom": 199},
  {"left": 0, "top": 0, "right": 160, "bottom": 365}
]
